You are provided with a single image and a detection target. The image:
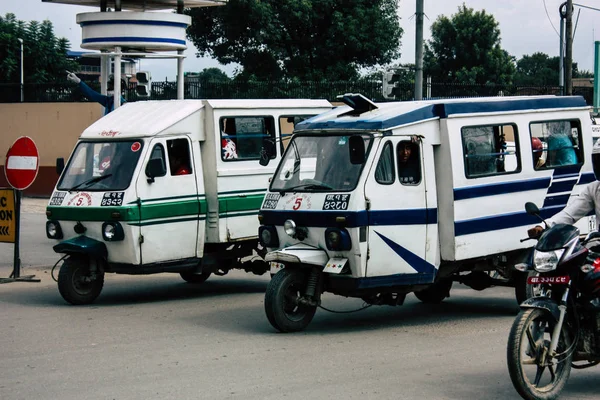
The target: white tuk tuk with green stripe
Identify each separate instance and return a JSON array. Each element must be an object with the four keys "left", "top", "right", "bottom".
[{"left": 46, "top": 99, "right": 331, "bottom": 304}]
